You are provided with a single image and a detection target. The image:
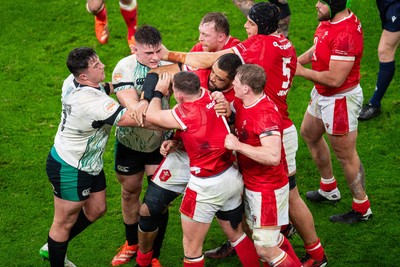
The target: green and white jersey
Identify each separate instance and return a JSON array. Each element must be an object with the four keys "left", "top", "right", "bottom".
[
  {"left": 54, "top": 74, "right": 124, "bottom": 175},
  {"left": 112, "top": 55, "right": 169, "bottom": 152}
]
